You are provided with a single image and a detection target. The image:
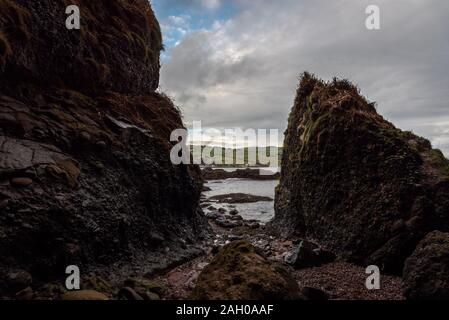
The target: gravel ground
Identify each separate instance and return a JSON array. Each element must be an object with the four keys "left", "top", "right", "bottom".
[
  {"left": 293, "top": 262, "right": 404, "bottom": 300},
  {"left": 151, "top": 220, "right": 404, "bottom": 300}
]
